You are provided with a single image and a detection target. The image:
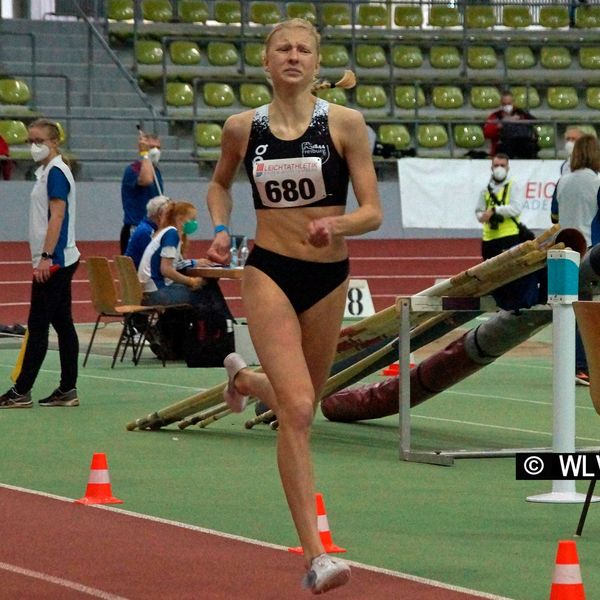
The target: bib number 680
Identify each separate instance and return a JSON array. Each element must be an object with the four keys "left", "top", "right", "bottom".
[{"left": 265, "top": 178, "right": 316, "bottom": 203}]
